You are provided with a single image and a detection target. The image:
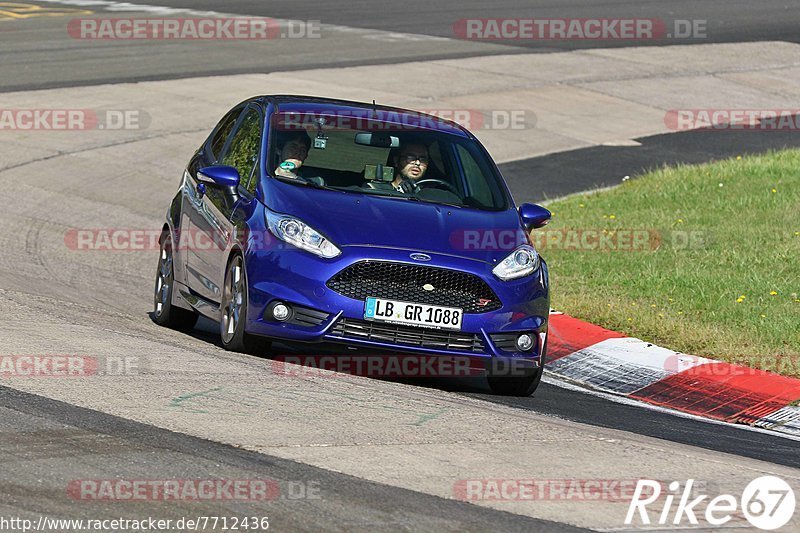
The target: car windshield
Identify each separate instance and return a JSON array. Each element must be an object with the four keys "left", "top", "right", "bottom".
[{"left": 268, "top": 111, "right": 509, "bottom": 211}]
